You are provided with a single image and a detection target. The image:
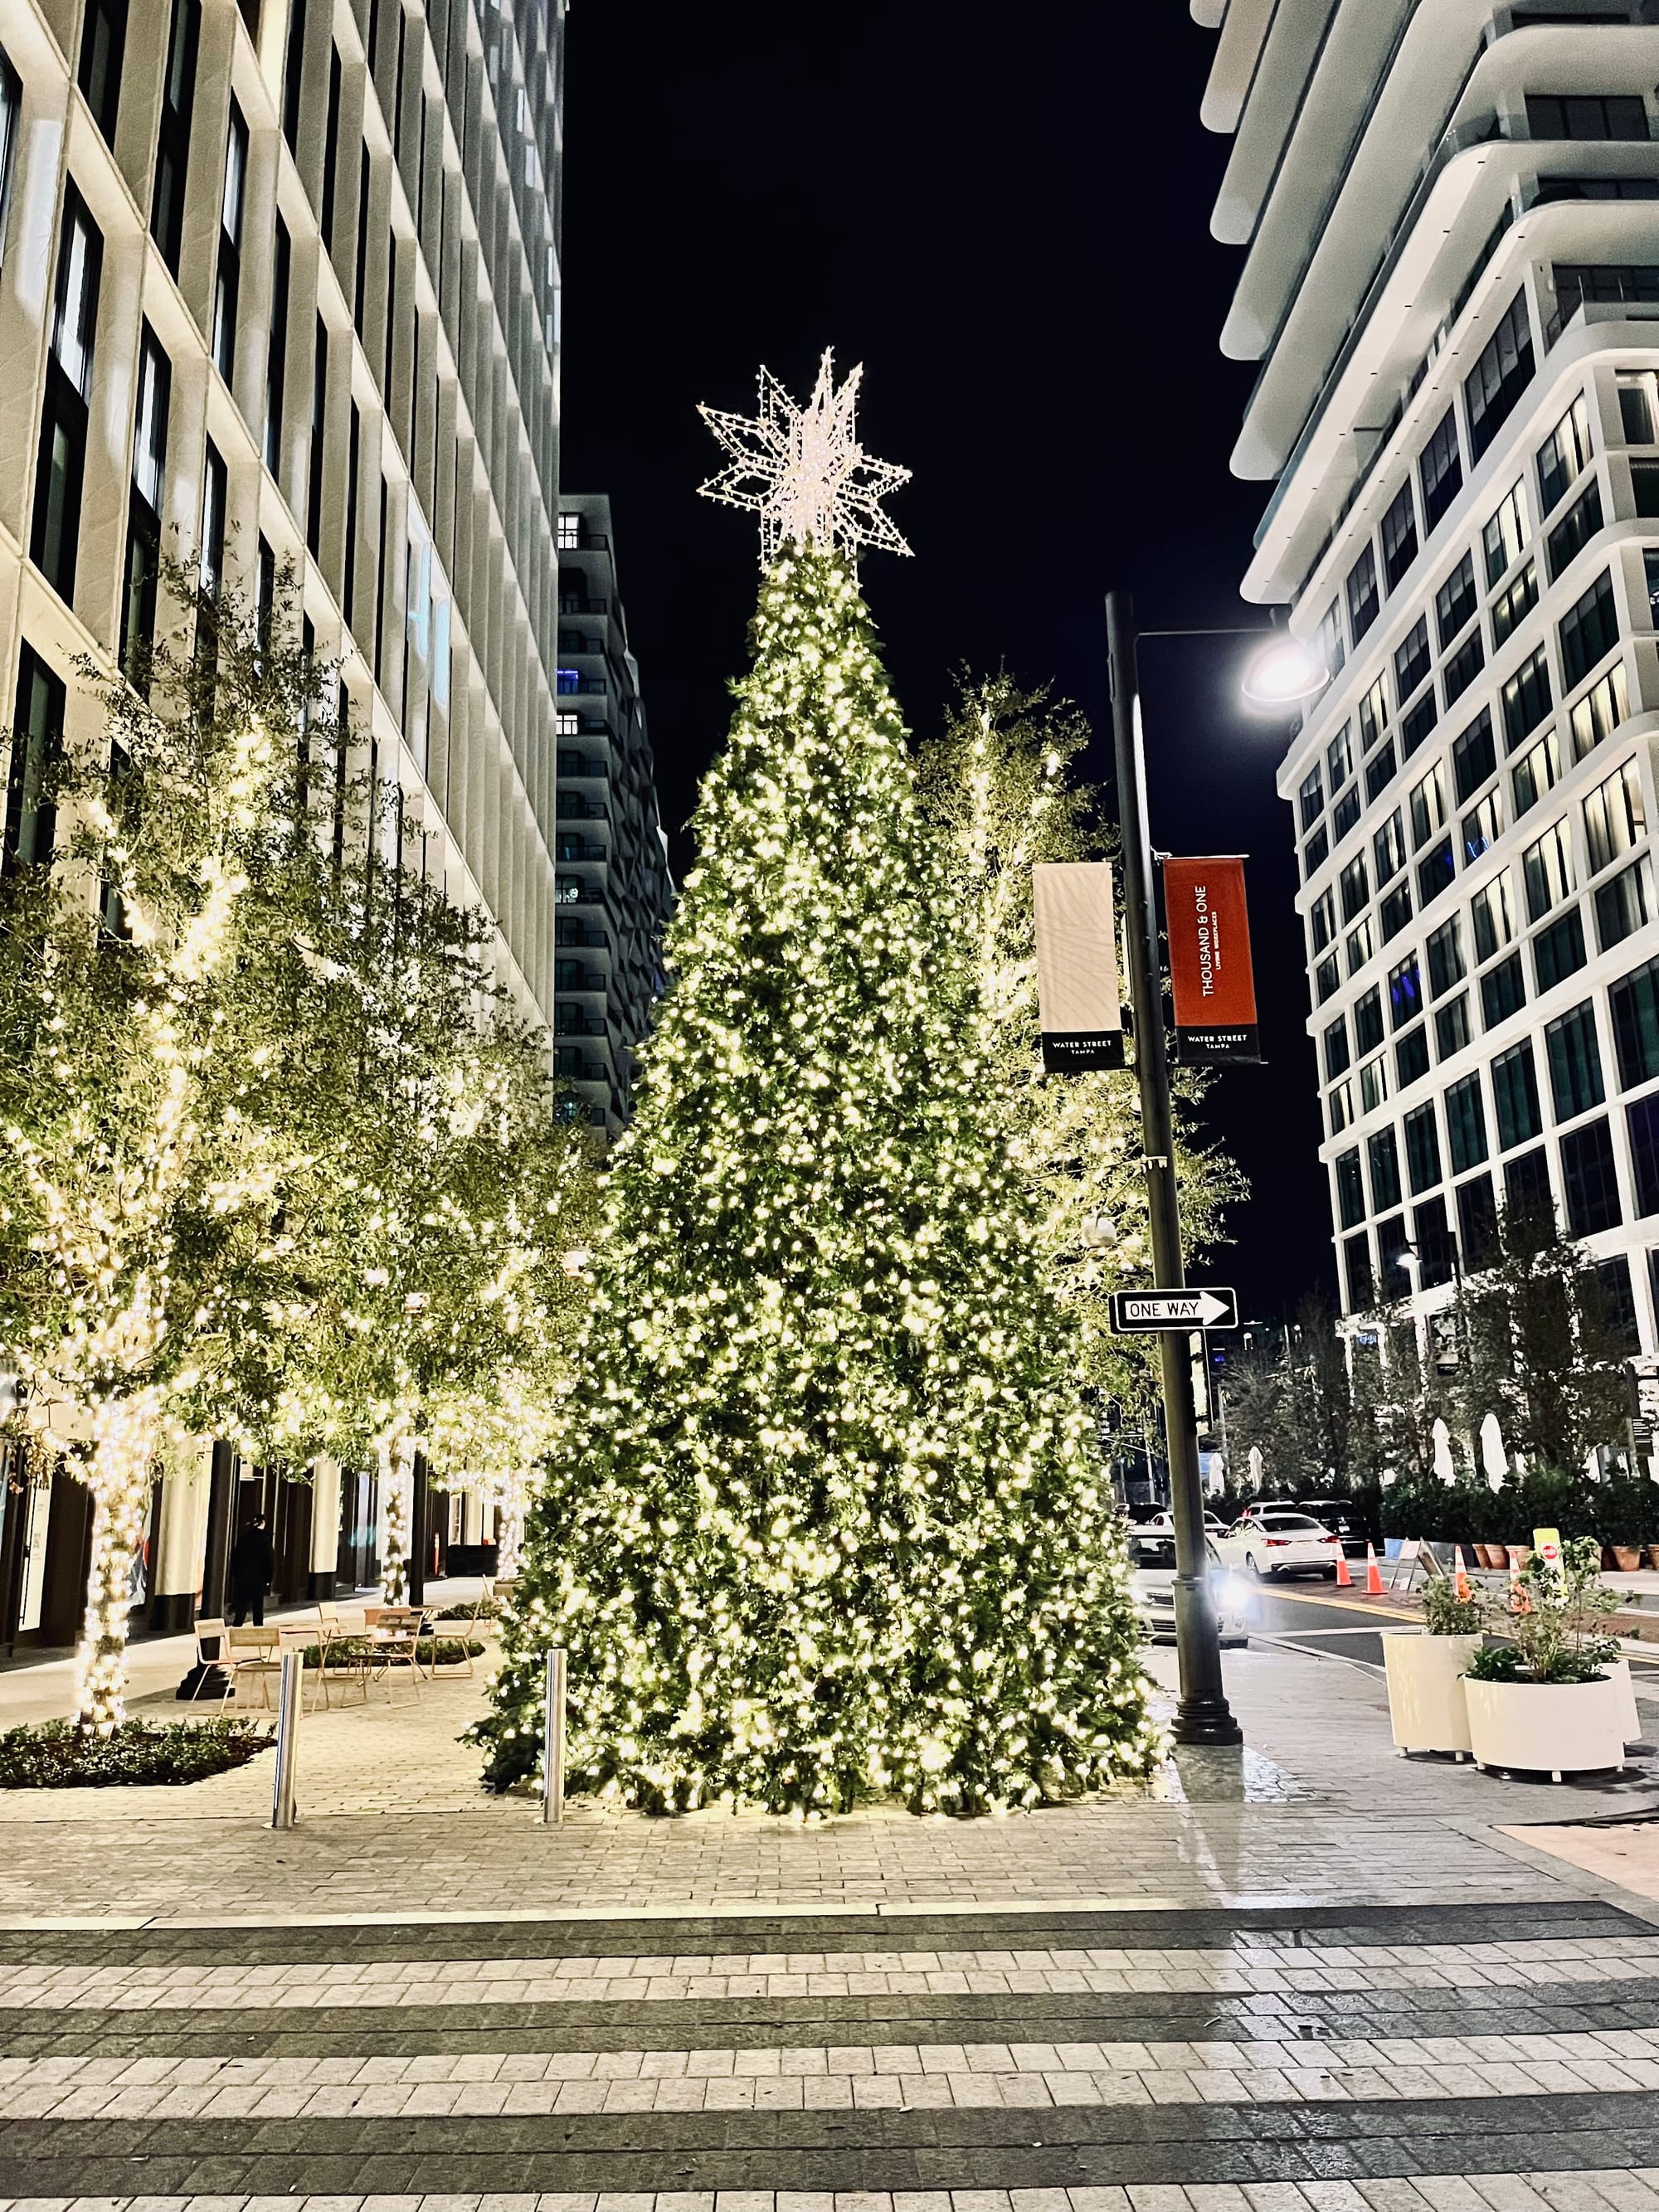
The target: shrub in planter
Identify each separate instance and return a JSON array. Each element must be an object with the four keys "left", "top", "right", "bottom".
[
  {"left": 1594, "top": 1475, "right": 1655, "bottom": 1570},
  {"left": 435, "top": 1599, "right": 502, "bottom": 1622},
  {"left": 0, "top": 1718, "right": 274, "bottom": 1788},
  {"left": 1384, "top": 1573, "right": 1485, "bottom": 1756},
  {"left": 1462, "top": 1535, "right": 1625, "bottom": 1775}
]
